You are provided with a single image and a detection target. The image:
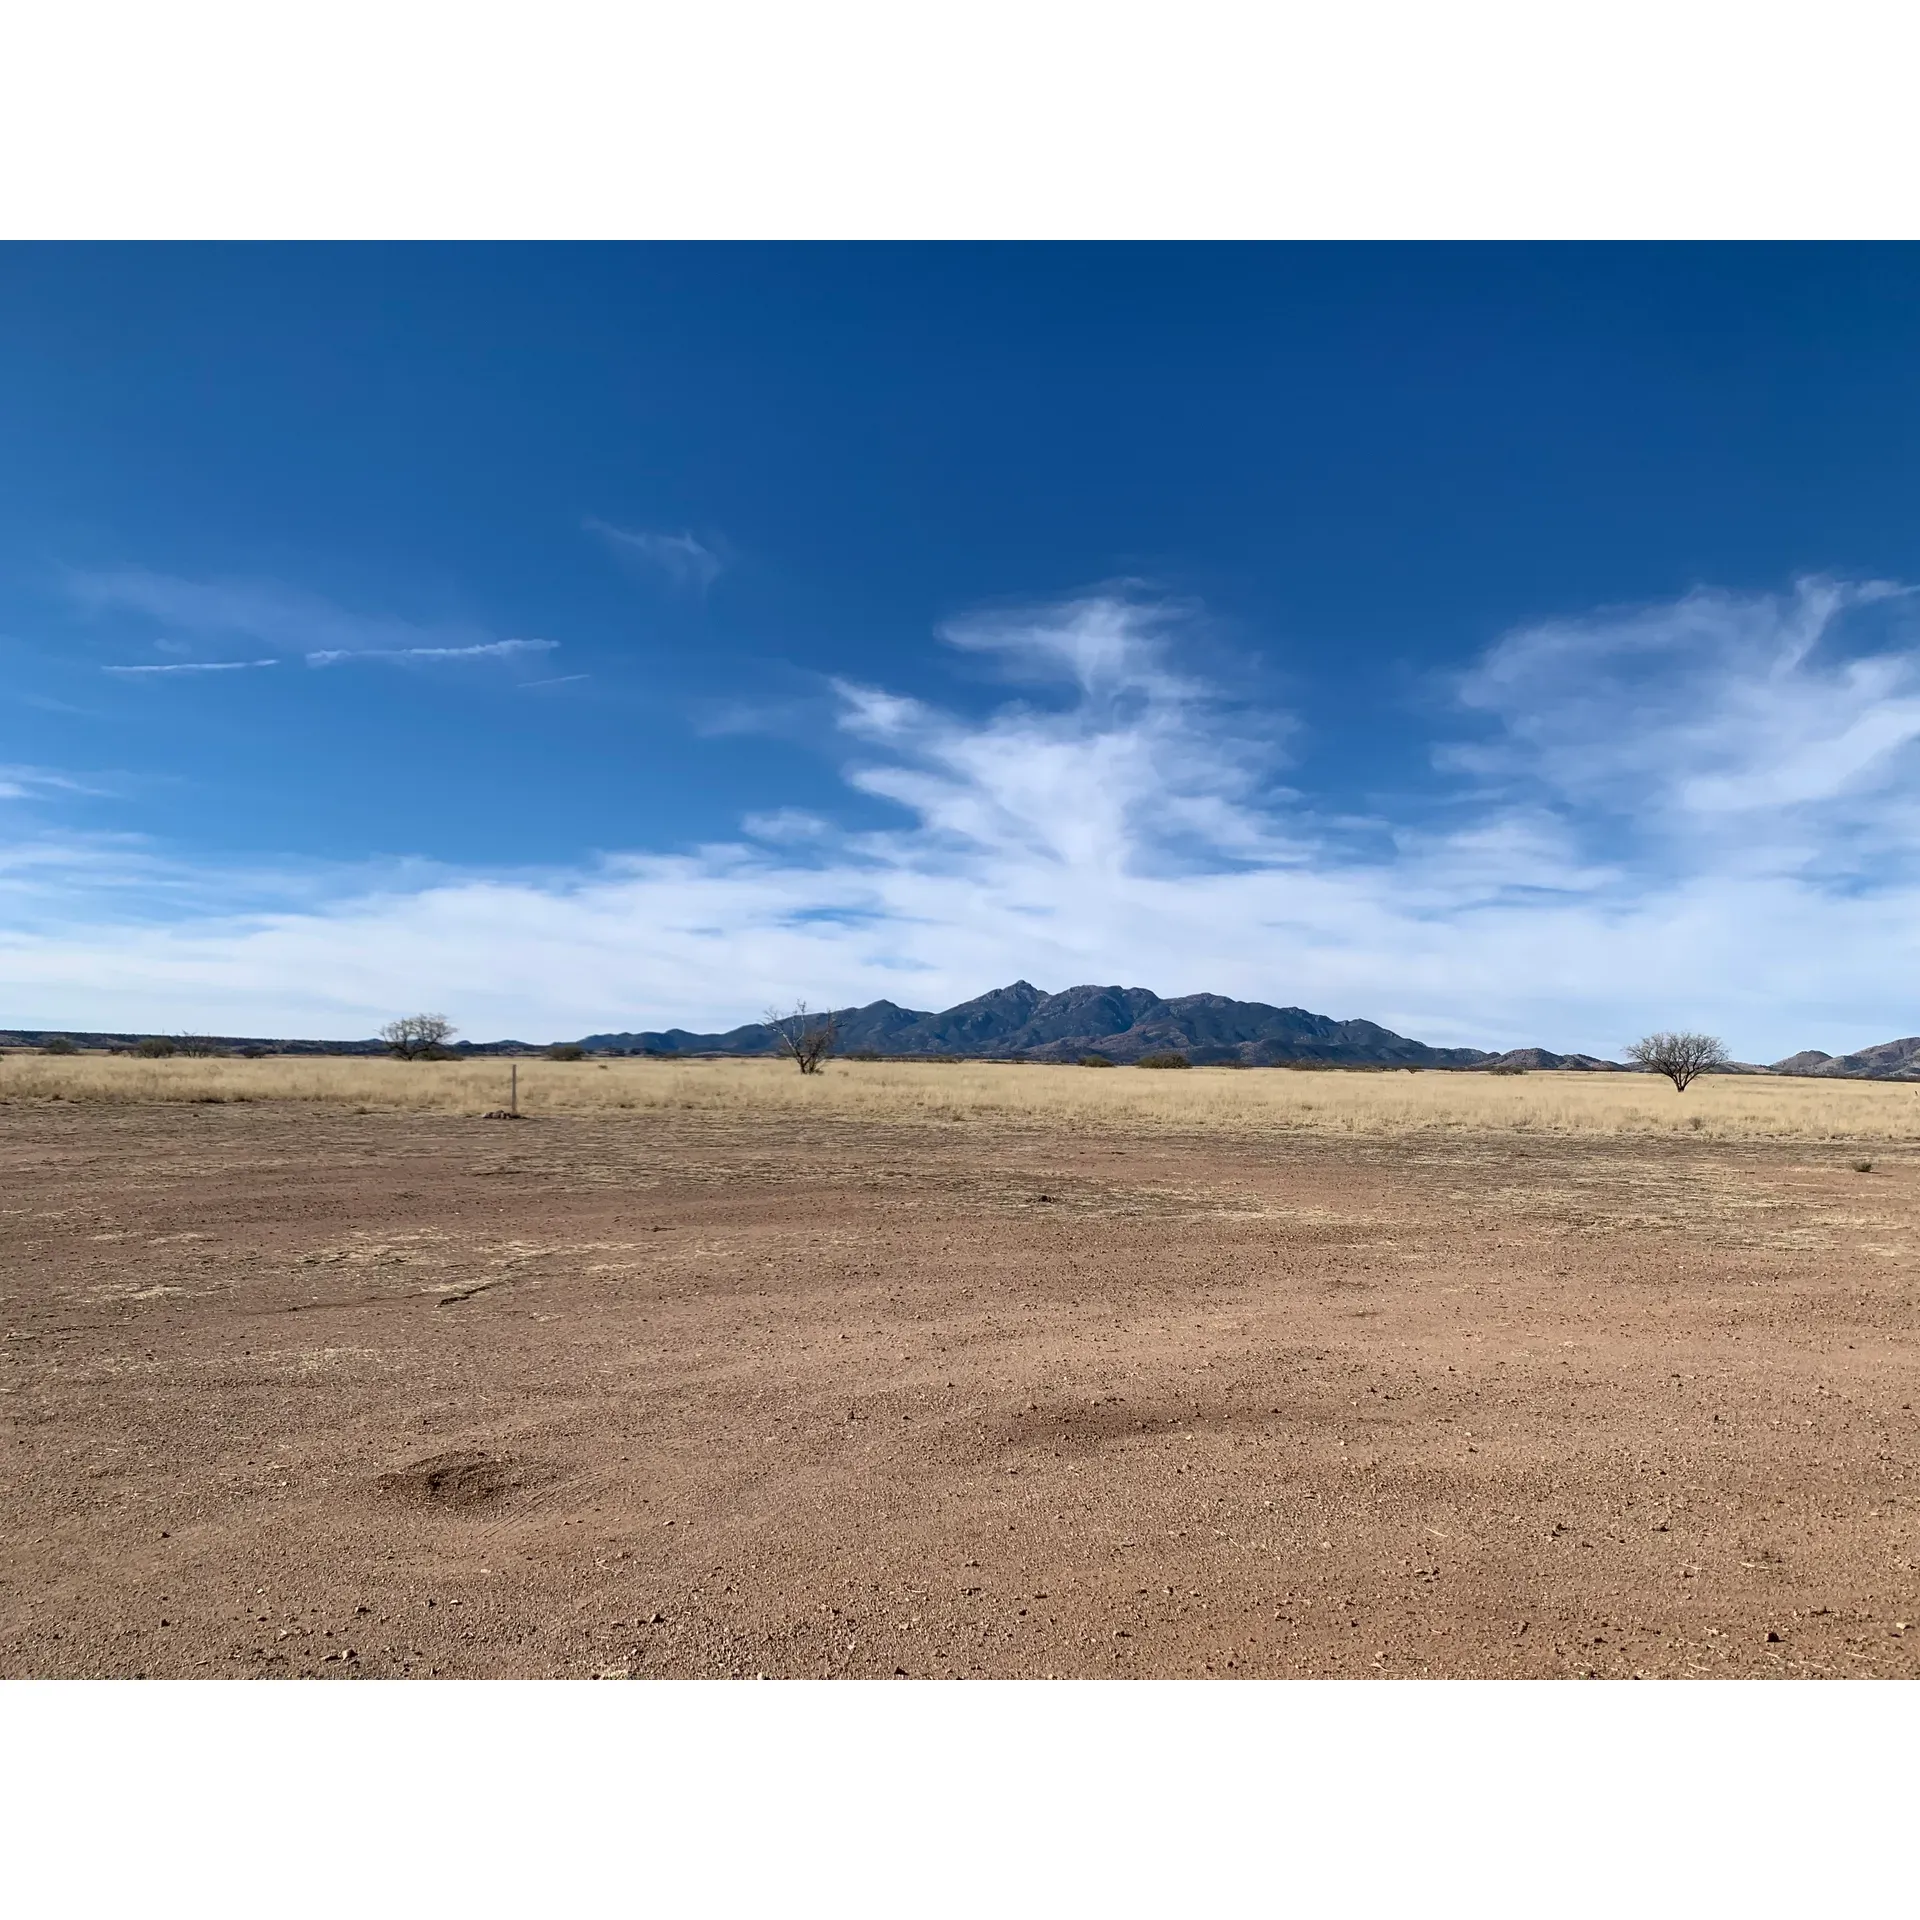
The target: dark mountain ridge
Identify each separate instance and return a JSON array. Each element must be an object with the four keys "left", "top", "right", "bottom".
[{"left": 586, "top": 979, "right": 1498, "bottom": 1067}]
